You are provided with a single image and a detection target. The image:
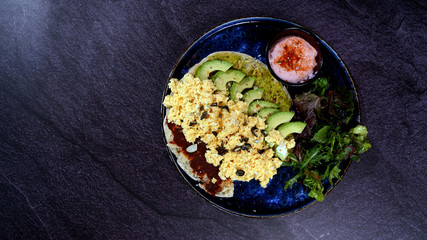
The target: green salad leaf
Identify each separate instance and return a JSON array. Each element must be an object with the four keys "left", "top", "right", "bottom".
[
  {"left": 283, "top": 77, "right": 371, "bottom": 202},
  {"left": 312, "top": 126, "right": 331, "bottom": 144},
  {"left": 304, "top": 173, "right": 325, "bottom": 202},
  {"left": 350, "top": 125, "right": 372, "bottom": 154},
  {"left": 312, "top": 77, "right": 329, "bottom": 96}
]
